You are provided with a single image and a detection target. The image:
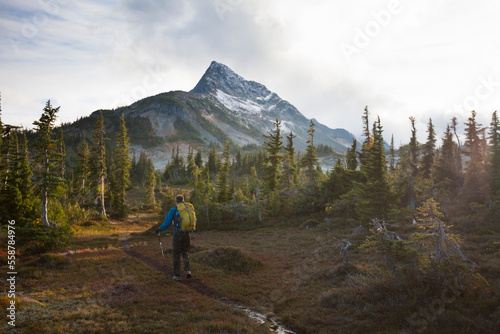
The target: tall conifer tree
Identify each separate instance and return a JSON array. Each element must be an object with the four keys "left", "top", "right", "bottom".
[
  {"left": 0, "top": 94, "right": 3, "bottom": 182},
  {"left": 283, "top": 131, "right": 298, "bottom": 187},
  {"left": 18, "top": 131, "right": 33, "bottom": 217},
  {"left": 346, "top": 138, "right": 358, "bottom": 171},
  {"left": 217, "top": 141, "right": 231, "bottom": 203},
  {"left": 462, "top": 110, "right": 486, "bottom": 204},
  {"left": 57, "top": 128, "right": 66, "bottom": 179},
  {"left": 90, "top": 111, "right": 107, "bottom": 218},
  {"left": 389, "top": 135, "right": 396, "bottom": 172},
  {"left": 145, "top": 160, "right": 156, "bottom": 206},
  {"left": 75, "top": 134, "right": 90, "bottom": 204},
  {"left": 0, "top": 130, "right": 22, "bottom": 220},
  {"left": 490, "top": 111, "right": 500, "bottom": 202},
  {"left": 111, "top": 114, "right": 131, "bottom": 217},
  {"left": 360, "top": 106, "right": 372, "bottom": 166},
  {"left": 208, "top": 145, "right": 217, "bottom": 179},
  {"left": 0, "top": 93, "right": 3, "bottom": 154},
  {"left": 451, "top": 117, "right": 463, "bottom": 175},
  {"left": 186, "top": 146, "right": 197, "bottom": 182},
  {"left": 435, "top": 124, "right": 459, "bottom": 188},
  {"left": 356, "top": 117, "right": 391, "bottom": 222},
  {"left": 32, "top": 100, "right": 61, "bottom": 227},
  {"left": 301, "top": 119, "right": 320, "bottom": 188},
  {"left": 408, "top": 116, "right": 419, "bottom": 210},
  {"left": 195, "top": 148, "right": 203, "bottom": 168},
  {"left": 263, "top": 118, "right": 283, "bottom": 192},
  {"left": 422, "top": 118, "right": 436, "bottom": 180}
]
